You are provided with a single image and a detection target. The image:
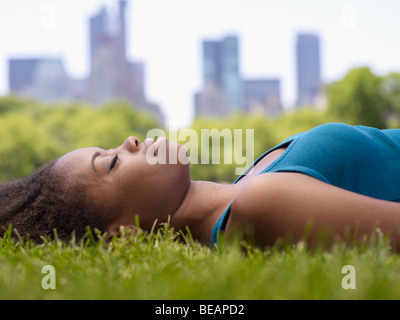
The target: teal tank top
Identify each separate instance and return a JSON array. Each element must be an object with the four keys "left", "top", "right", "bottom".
[{"left": 210, "top": 123, "right": 400, "bottom": 247}]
